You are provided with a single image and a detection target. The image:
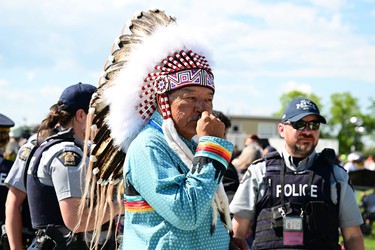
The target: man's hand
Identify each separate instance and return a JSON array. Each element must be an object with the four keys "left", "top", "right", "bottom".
[{"left": 196, "top": 111, "right": 225, "bottom": 139}]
